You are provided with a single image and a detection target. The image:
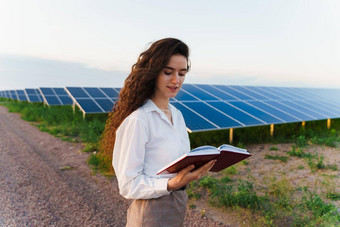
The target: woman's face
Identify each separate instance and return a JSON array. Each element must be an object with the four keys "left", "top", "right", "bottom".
[{"left": 153, "top": 54, "right": 188, "bottom": 100}]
